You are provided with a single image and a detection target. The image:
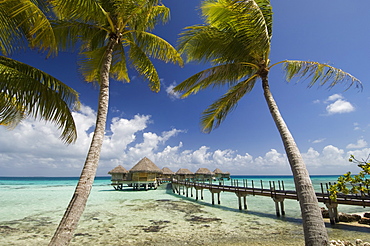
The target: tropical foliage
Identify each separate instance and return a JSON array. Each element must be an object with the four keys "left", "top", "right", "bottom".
[
  {"left": 329, "top": 155, "right": 370, "bottom": 201},
  {"left": 174, "top": 0, "right": 361, "bottom": 245},
  {"left": 47, "top": 0, "right": 182, "bottom": 244},
  {"left": 0, "top": 0, "right": 80, "bottom": 144}
]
